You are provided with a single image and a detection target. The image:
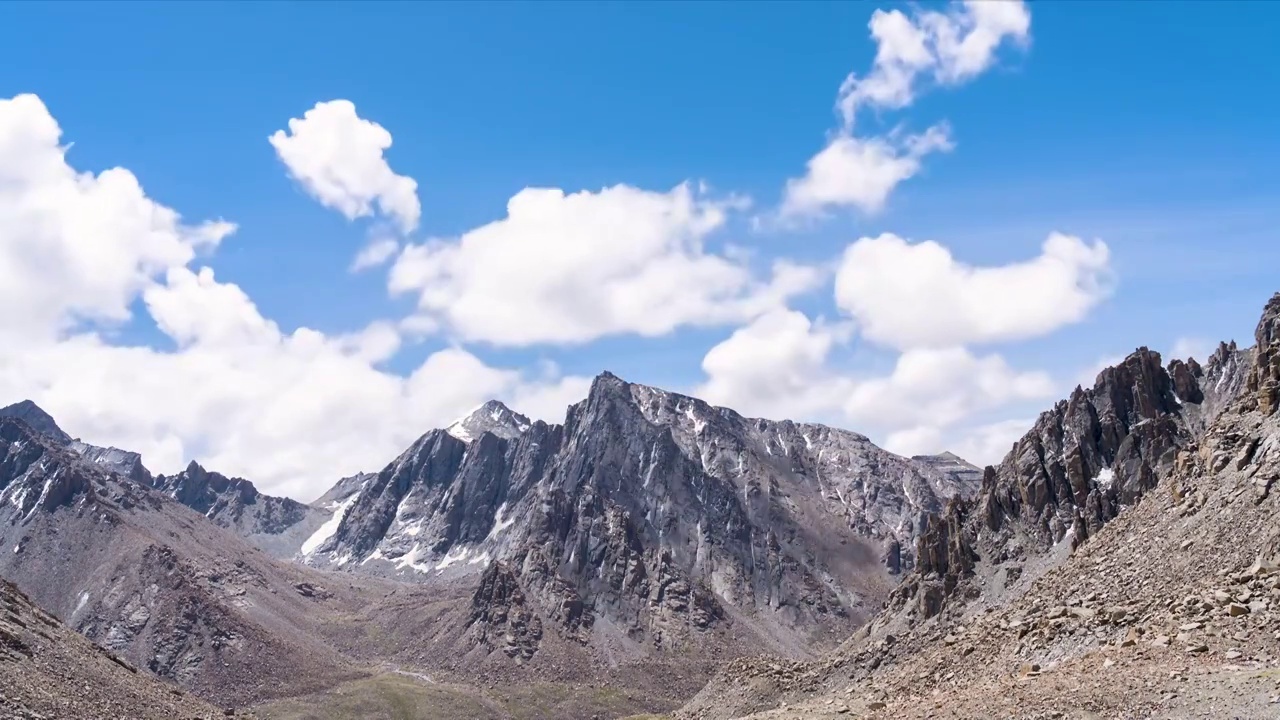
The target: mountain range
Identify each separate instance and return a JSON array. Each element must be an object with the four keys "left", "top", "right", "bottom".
[{"left": 2, "top": 292, "right": 1279, "bottom": 719}]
